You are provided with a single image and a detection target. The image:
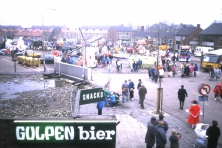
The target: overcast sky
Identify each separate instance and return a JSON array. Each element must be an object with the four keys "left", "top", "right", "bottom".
[{"left": 0, "top": 0, "right": 221, "bottom": 29}]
